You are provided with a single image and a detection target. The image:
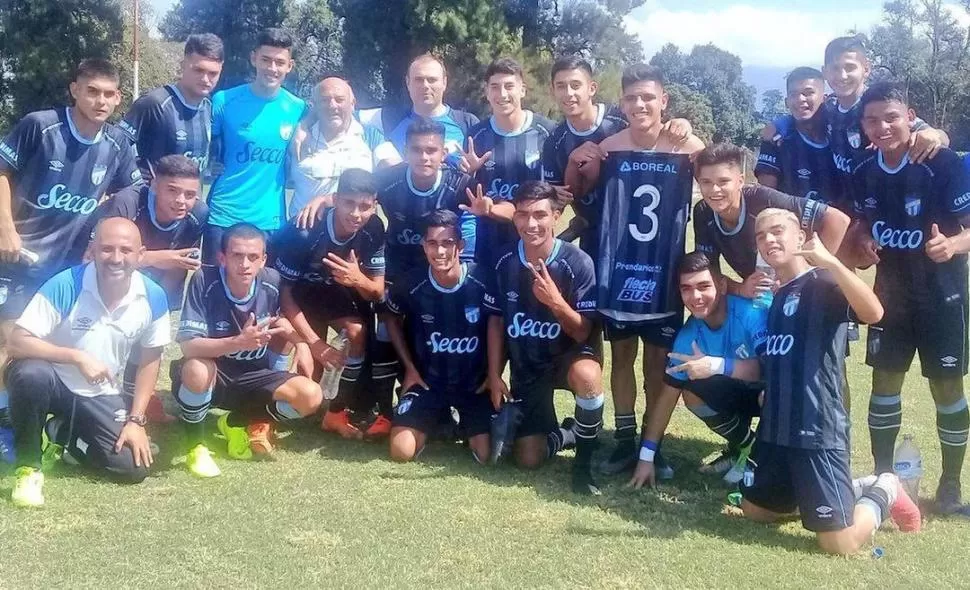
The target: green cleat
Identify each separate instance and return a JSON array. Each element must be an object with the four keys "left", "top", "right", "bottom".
[
  {"left": 217, "top": 414, "right": 252, "bottom": 460},
  {"left": 11, "top": 466, "right": 44, "bottom": 508},
  {"left": 41, "top": 423, "right": 64, "bottom": 472},
  {"left": 186, "top": 444, "right": 222, "bottom": 478},
  {"left": 723, "top": 439, "right": 754, "bottom": 485}
]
